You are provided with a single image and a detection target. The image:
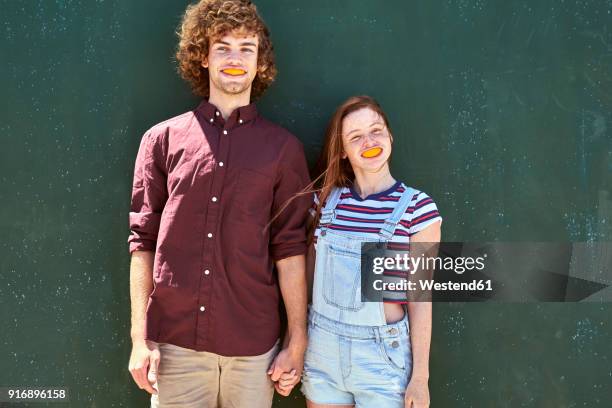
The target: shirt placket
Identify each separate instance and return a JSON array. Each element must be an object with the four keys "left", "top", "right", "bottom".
[{"left": 196, "top": 108, "right": 232, "bottom": 347}]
